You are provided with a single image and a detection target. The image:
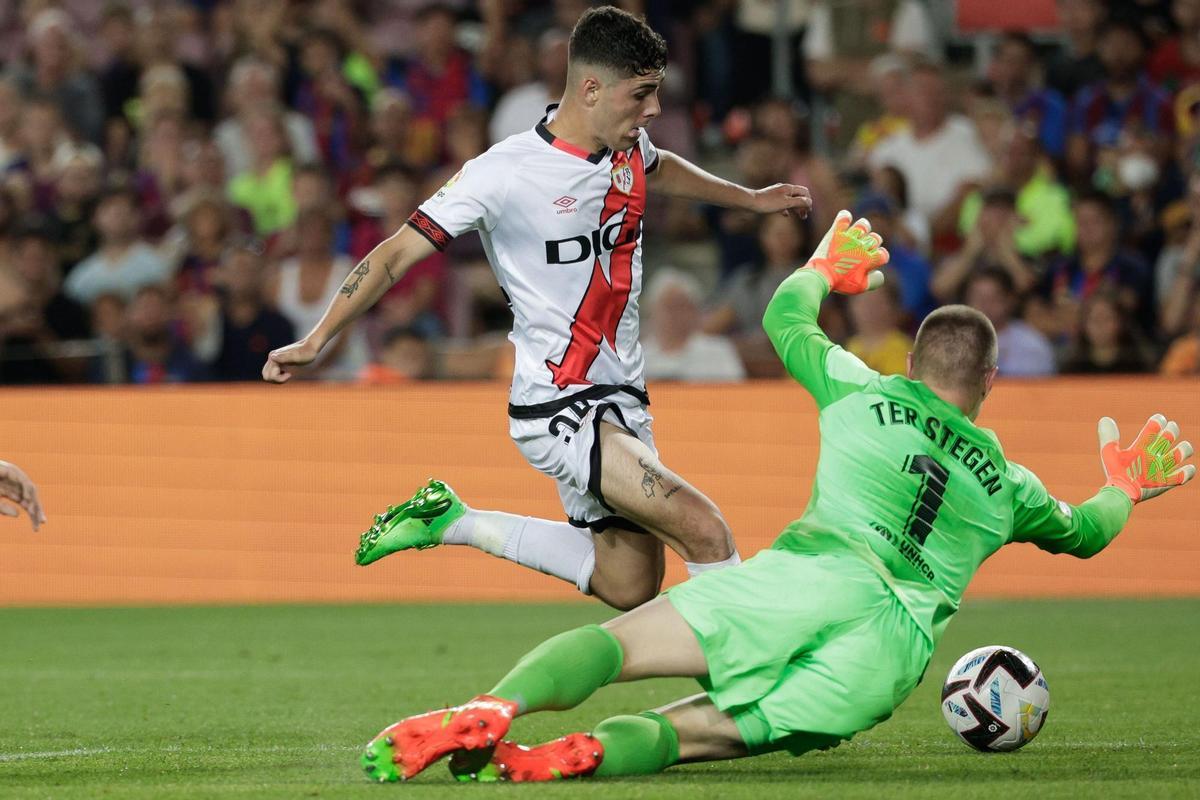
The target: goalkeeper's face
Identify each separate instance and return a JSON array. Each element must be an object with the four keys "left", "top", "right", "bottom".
[{"left": 592, "top": 69, "right": 664, "bottom": 151}]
